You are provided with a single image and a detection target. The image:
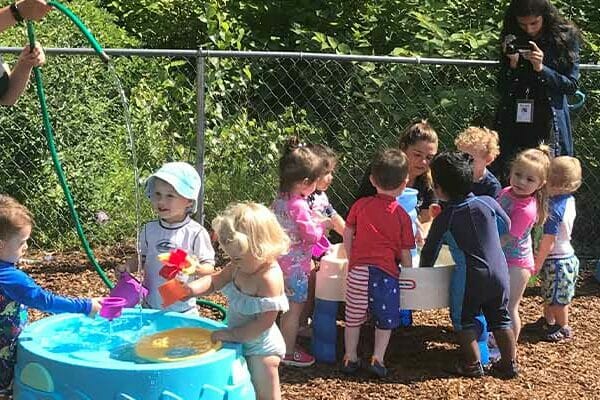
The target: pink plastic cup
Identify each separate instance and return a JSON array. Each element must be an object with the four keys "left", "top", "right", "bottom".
[
  {"left": 312, "top": 236, "right": 331, "bottom": 259},
  {"left": 99, "top": 297, "right": 127, "bottom": 321},
  {"left": 110, "top": 272, "right": 148, "bottom": 308}
]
